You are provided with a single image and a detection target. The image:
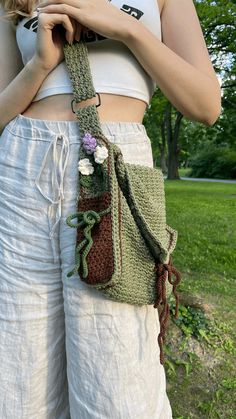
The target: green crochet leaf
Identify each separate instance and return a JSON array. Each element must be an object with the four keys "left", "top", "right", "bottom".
[{"left": 80, "top": 174, "right": 94, "bottom": 188}]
